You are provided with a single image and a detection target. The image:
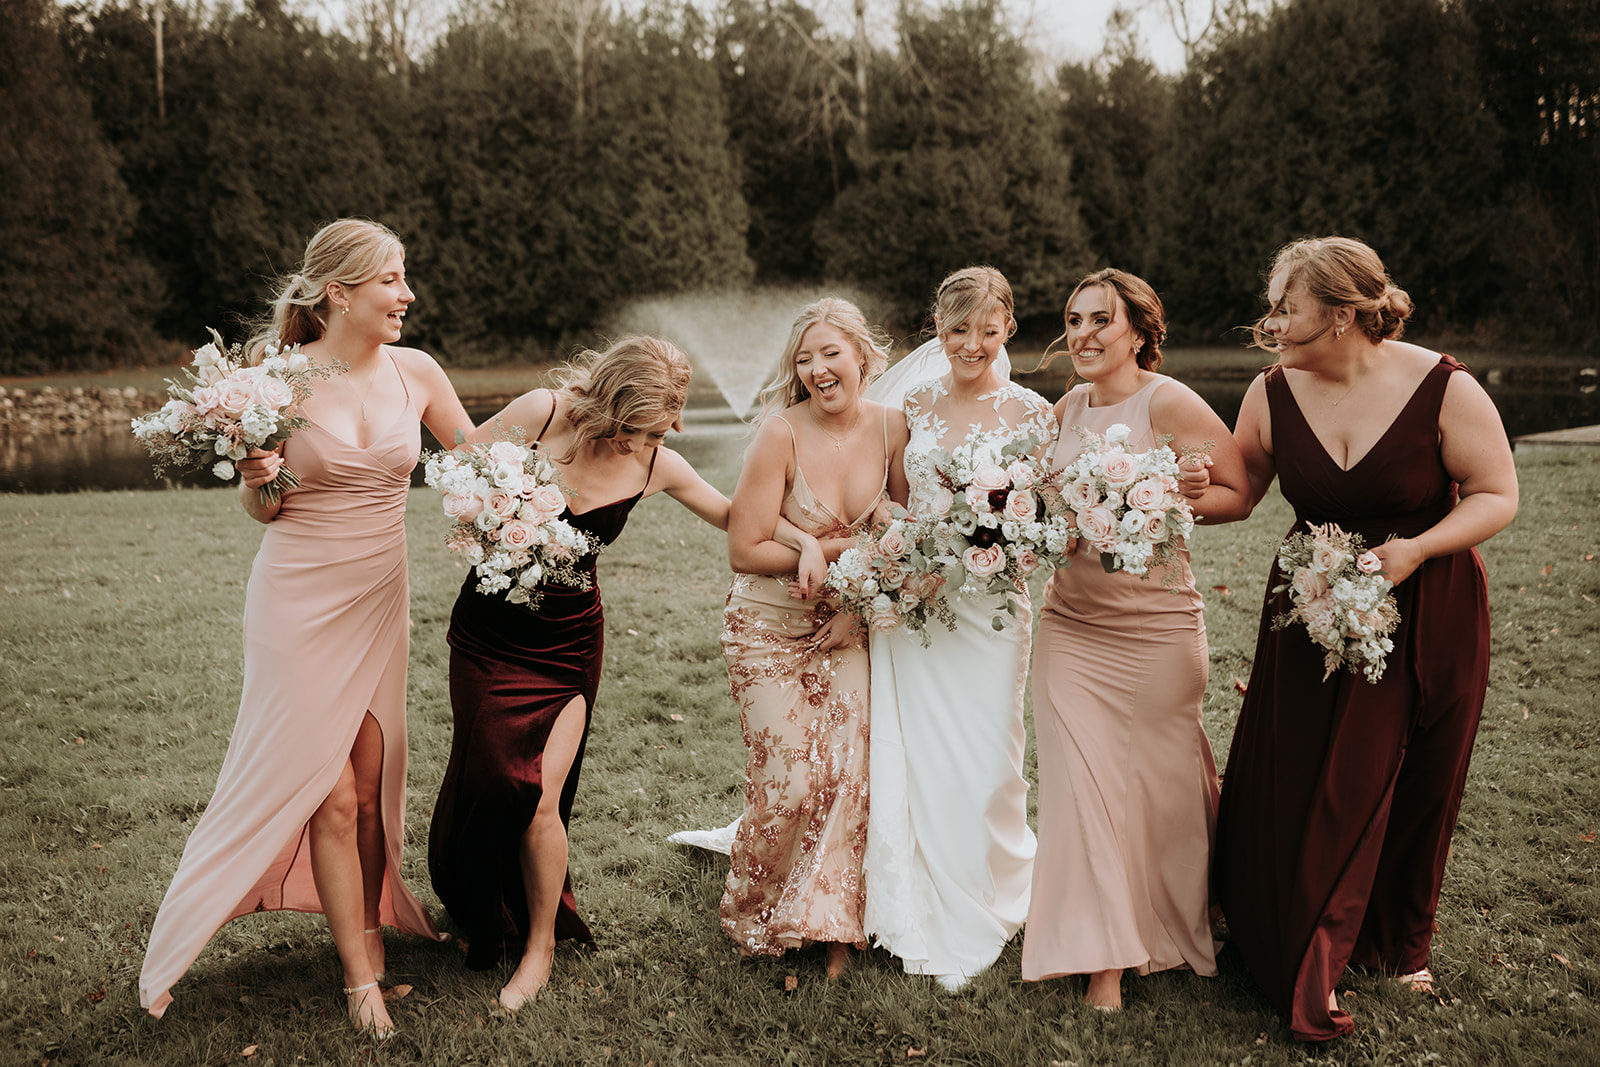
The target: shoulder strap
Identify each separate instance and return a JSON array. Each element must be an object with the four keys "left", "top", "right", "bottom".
[{"left": 536, "top": 388, "right": 558, "bottom": 441}]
